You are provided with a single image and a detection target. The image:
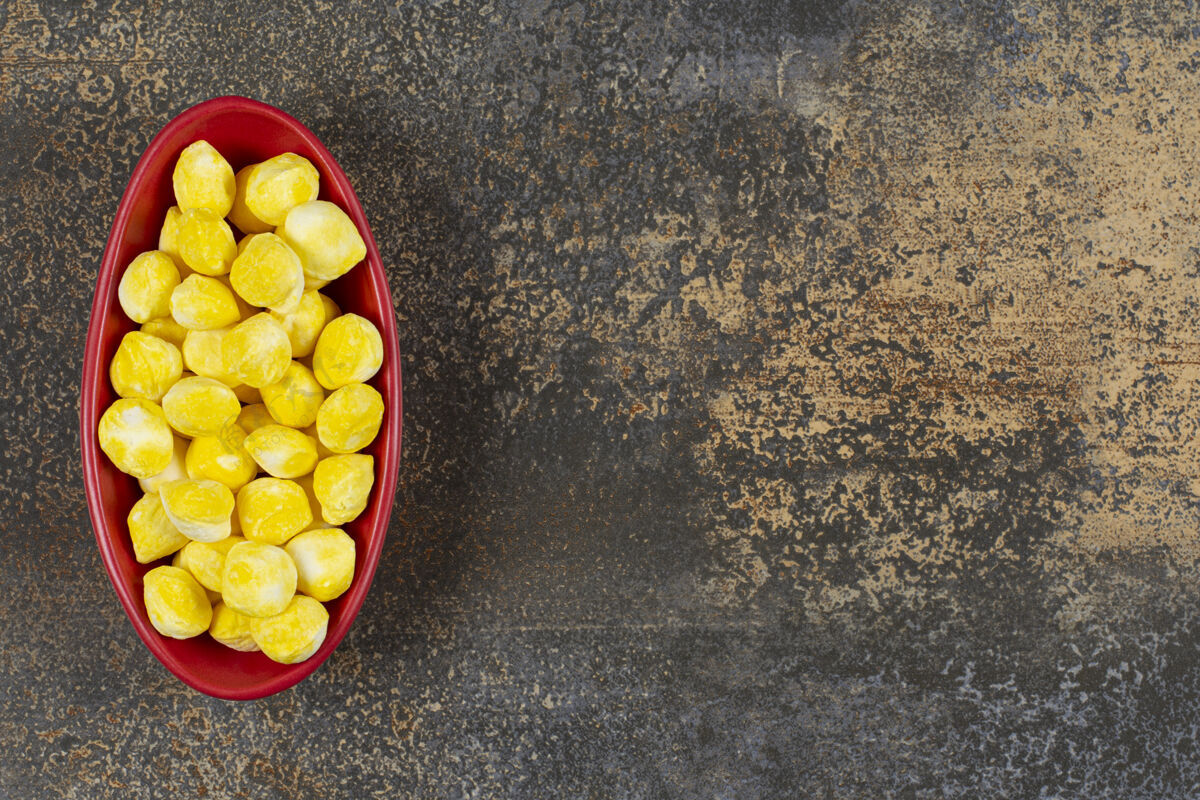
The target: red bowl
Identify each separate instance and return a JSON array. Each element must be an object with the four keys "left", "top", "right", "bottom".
[{"left": 79, "top": 96, "right": 403, "bottom": 700}]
